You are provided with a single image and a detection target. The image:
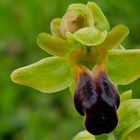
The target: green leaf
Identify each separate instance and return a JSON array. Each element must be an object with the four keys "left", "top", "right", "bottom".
[
  {"left": 11, "top": 57, "right": 72, "bottom": 93},
  {"left": 87, "top": 2, "right": 110, "bottom": 31},
  {"left": 113, "top": 99, "right": 140, "bottom": 140},
  {"left": 124, "top": 127, "right": 140, "bottom": 140},
  {"left": 72, "top": 27, "right": 107, "bottom": 46},
  {"left": 120, "top": 90, "right": 132, "bottom": 102},
  {"left": 98, "top": 25, "right": 129, "bottom": 51},
  {"left": 37, "top": 33, "right": 72, "bottom": 57},
  {"left": 73, "top": 130, "right": 96, "bottom": 140},
  {"left": 95, "top": 135, "right": 109, "bottom": 140},
  {"left": 107, "top": 49, "right": 140, "bottom": 85}
]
